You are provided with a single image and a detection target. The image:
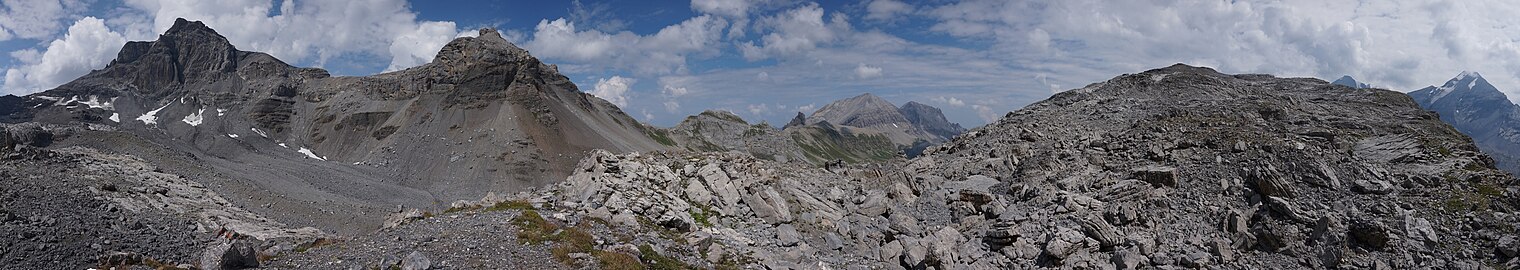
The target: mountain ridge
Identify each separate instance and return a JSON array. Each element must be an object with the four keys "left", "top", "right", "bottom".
[
  {"left": 1408, "top": 71, "right": 1520, "bottom": 175},
  {"left": 1, "top": 19, "right": 667, "bottom": 235}
]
